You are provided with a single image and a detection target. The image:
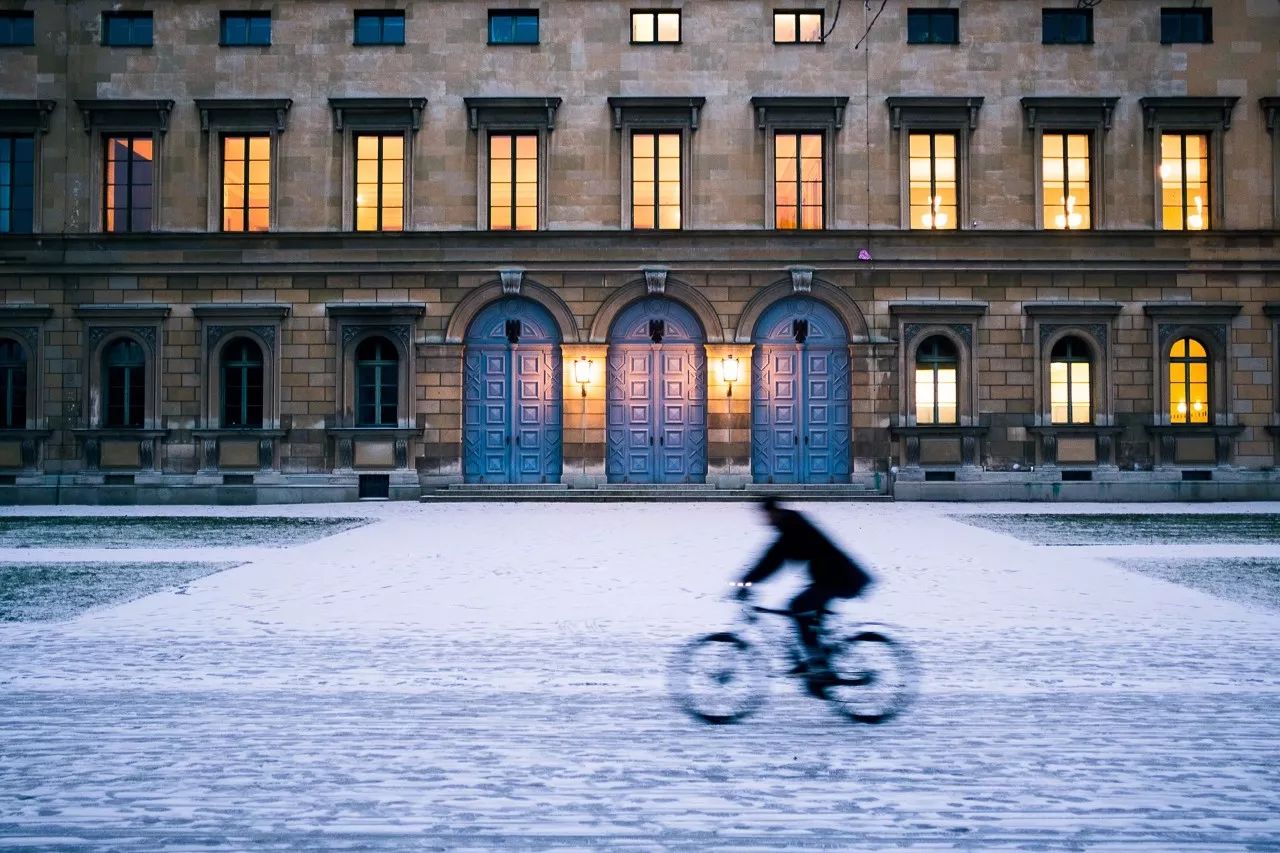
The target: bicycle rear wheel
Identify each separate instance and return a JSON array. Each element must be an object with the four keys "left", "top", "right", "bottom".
[
  {"left": 668, "top": 632, "right": 766, "bottom": 725},
  {"left": 818, "top": 629, "right": 916, "bottom": 724}
]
